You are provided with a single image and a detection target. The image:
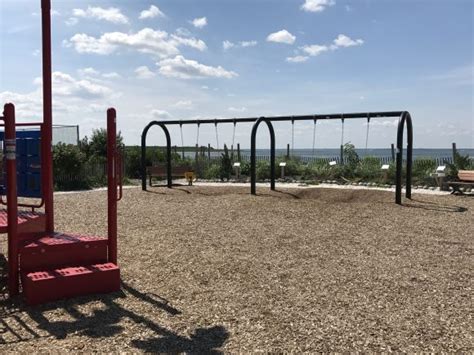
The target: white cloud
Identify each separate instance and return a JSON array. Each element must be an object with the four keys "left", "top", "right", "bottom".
[
  {"left": 0, "top": 90, "right": 42, "bottom": 118},
  {"left": 301, "top": 44, "right": 328, "bottom": 56},
  {"left": 67, "top": 28, "right": 207, "bottom": 58},
  {"left": 301, "top": 0, "right": 335, "bottom": 13},
  {"left": 241, "top": 41, "right": 258, "bottom": 47},
  {"left": 266, "top": 30, "right": 296, "bottom": 45},
  {"left": 298, "top": 34, "right": 363, "bottom": 60},
  {"left": 286, "top": 55, "right": 309, "bottom": 63},
  {"left": 333, "top": 34, "right": 364, "bottom": 48},
  {"left": 32, "top": 49, "right": 40, "bottom": 57},
  {"left": 228, "top": 106, "right": 247, "bottom": 113},
  {"left": 65, "top": 17, "right": 79, "bottom": 26},
  {"left": 223, "top": 40, "right": 258, "bottom": 50},
  {"left": 139, "top": 5, "right": 165, "bottom": 19},
  {"left": 175, "top": 27, "right": 192, "bottom": 37},
  {"left": 151, "top": 109, "right": 172, "bottom": 119},
  {"left": 135, "top": 66, "right": 156, "bottom": 79},
  {"left": 34, "top": 71, "right": 113, "bottom": 99},
  {"left": 102, "top": 72, "right": 121, "bottom": 79},
  {"left": 72, "top": 6, "right": 129, "bottom": 24},
  {"left": 79, "top": 67, "right": 100, "bottom": 76},
  {"left": 170, "top": 34, "right": 207, "bottom": 51},
  {"left": 78, "top": 67, "right": 121, "bottom": 80},
  {"left": 173, "top": 100, "right": 193, "bottom": 109},
  {"left": 190, "top": 17, "right": 207, "bottom": 29},
  {"left": 223, "top": 40, "right": 235, "bottom": 50},
  {"left": 157, "top": 55, "right": 238, "bottom": 79}
]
